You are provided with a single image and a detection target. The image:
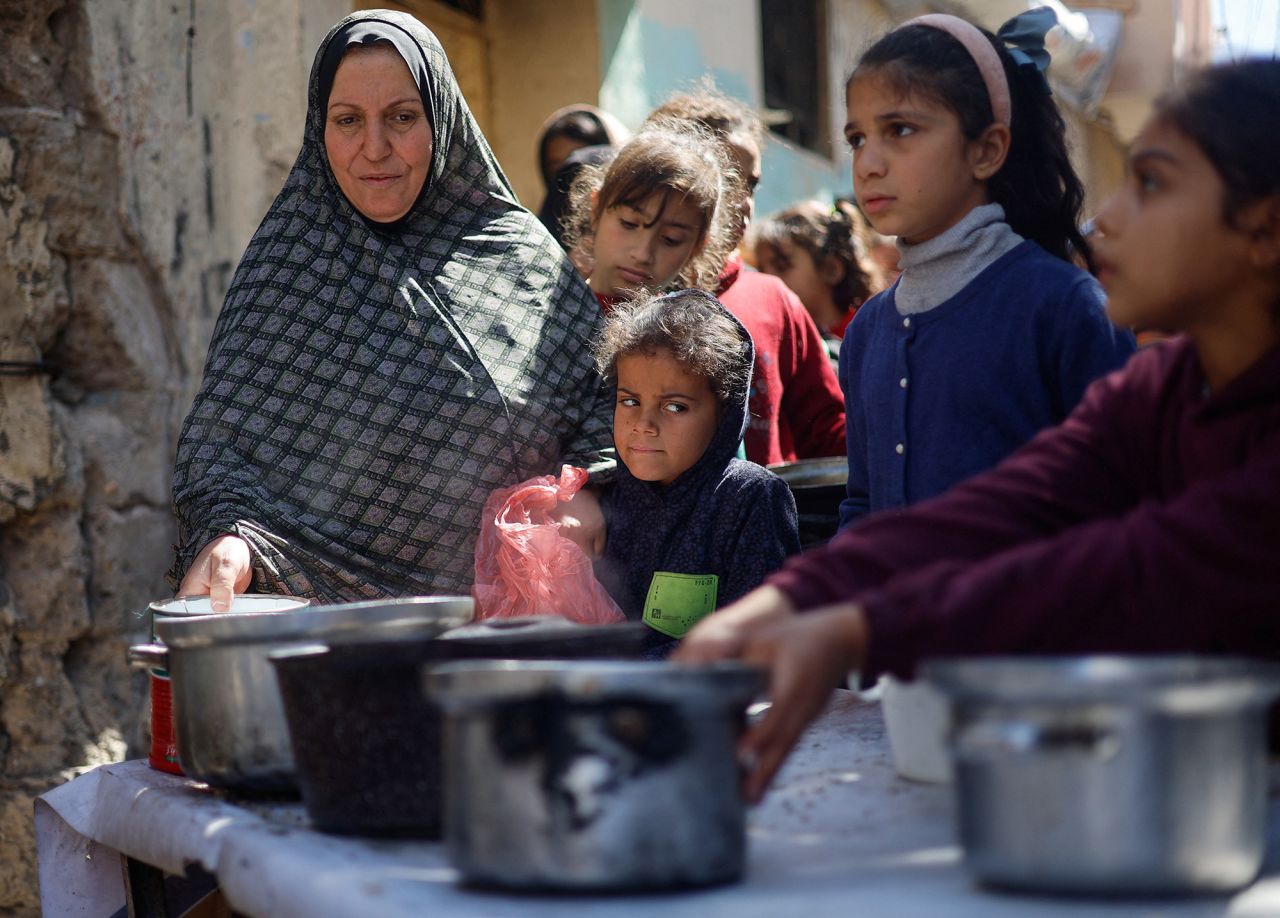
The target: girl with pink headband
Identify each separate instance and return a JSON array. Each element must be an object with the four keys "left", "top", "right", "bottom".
[{"left": 823, "top": 10, "right": 1134, "bottom": 529}]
